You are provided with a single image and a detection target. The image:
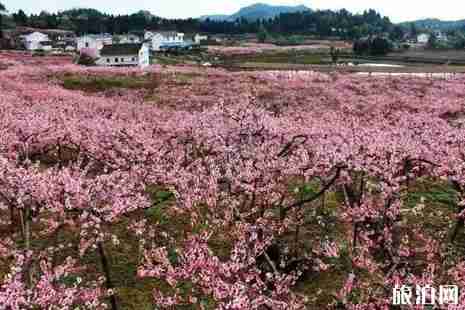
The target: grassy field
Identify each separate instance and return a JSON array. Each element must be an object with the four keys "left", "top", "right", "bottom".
[
  {"left": 389, "top": 49, "right": 465, "bottom": 61},
  {"left": 211, "top": 44, "right": 465, "bottom": 72},
  {"left": 59, "top": 72, "right": 200, "bottom": 93},
  {"left": 226, "top": 52, "right": 329, "bottom": 65},
  {"left": 62, "top": 75, "right": 160, "bottom": 92},
  {"left": 139, "top": 42, "right": 465, "bottom": 73},
  {"left": 222, "top": 62, "right": 465, "bottom": 75}
]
